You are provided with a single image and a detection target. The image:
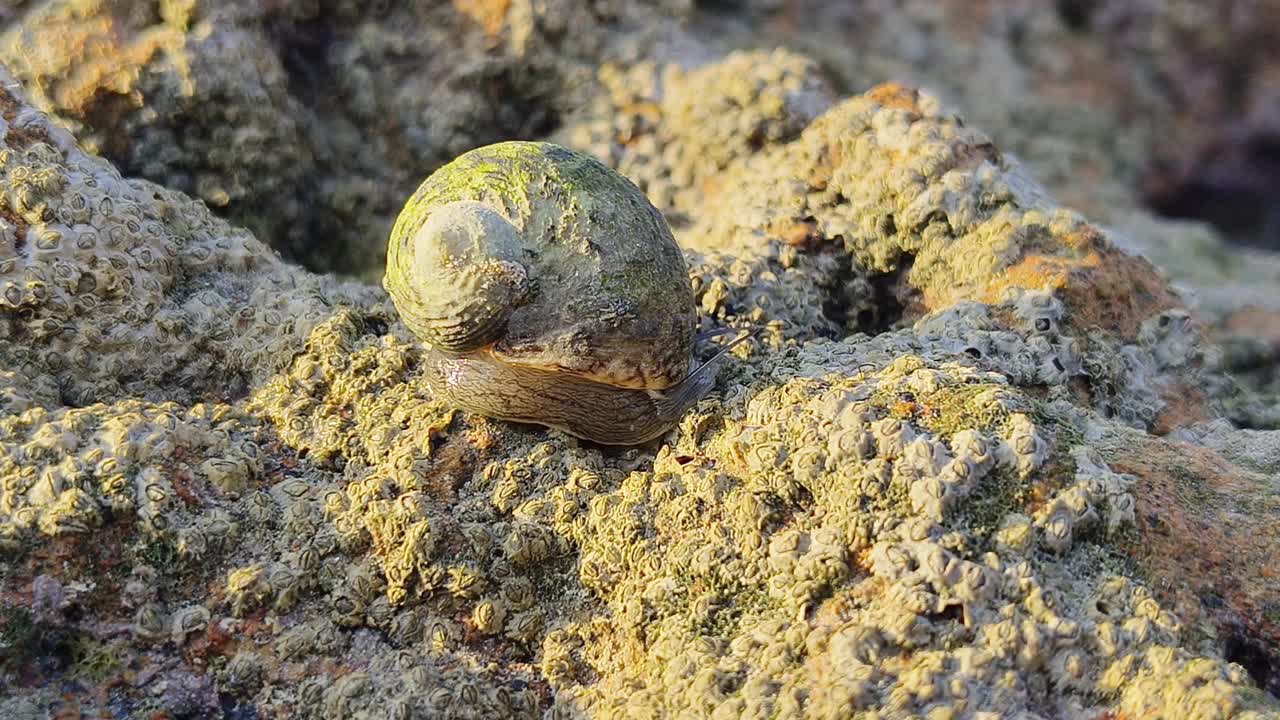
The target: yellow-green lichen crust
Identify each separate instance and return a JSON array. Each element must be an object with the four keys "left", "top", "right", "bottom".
[
  {"left": 3, "top": 40, "right": 1280, "bottom": 720},
  {"left": 384, "top": 141, "right": 697, "bottom": 390}
]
